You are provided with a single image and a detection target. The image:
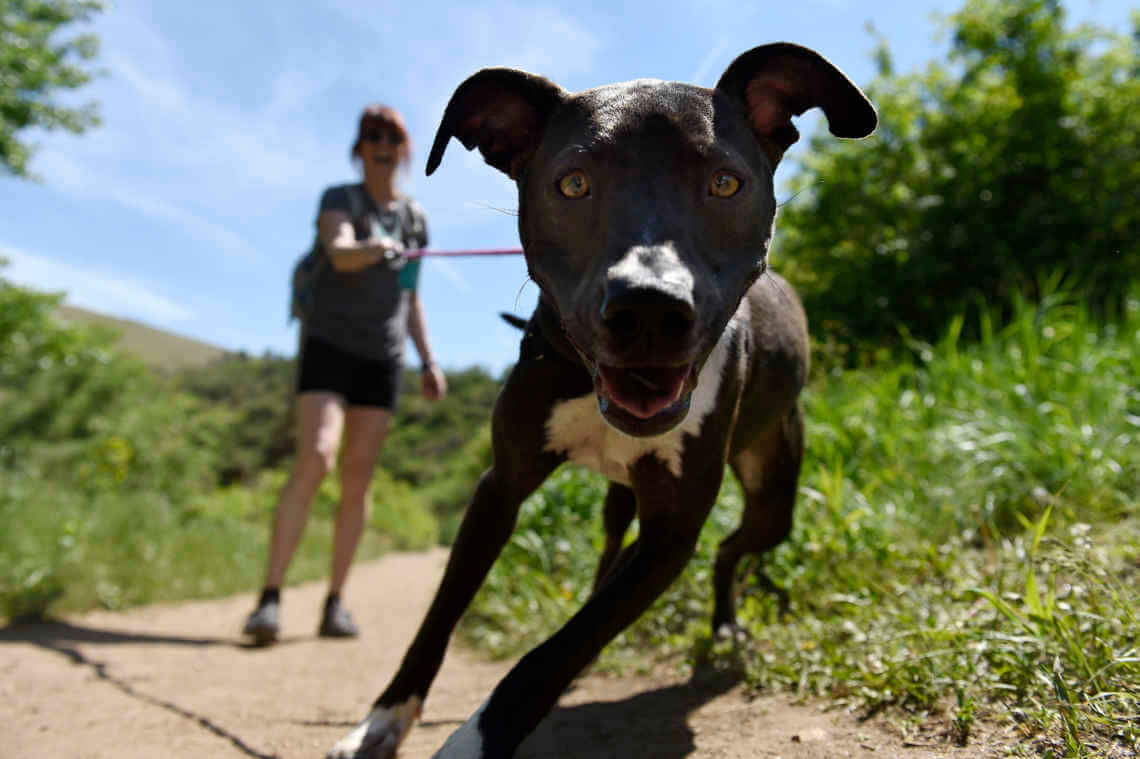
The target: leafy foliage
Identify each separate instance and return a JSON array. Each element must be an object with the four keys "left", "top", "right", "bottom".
[
  {"left": 0, "top": 0, "right": 104, "bottom": 177},
  {"left": 174, "top": 352, "right": 296, "bottom": 485},
  {"left": 172, "top": 354, "right": 501, "bottom": 530},
  {"left": 777, "top": 0, "right": 1140, "bottom": 361},
  {"left": 380, "top": 366, "right": 500, "bottom": 488},
  {"left": 0, "top": 273, "right": 440, "bottom": 619}
]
